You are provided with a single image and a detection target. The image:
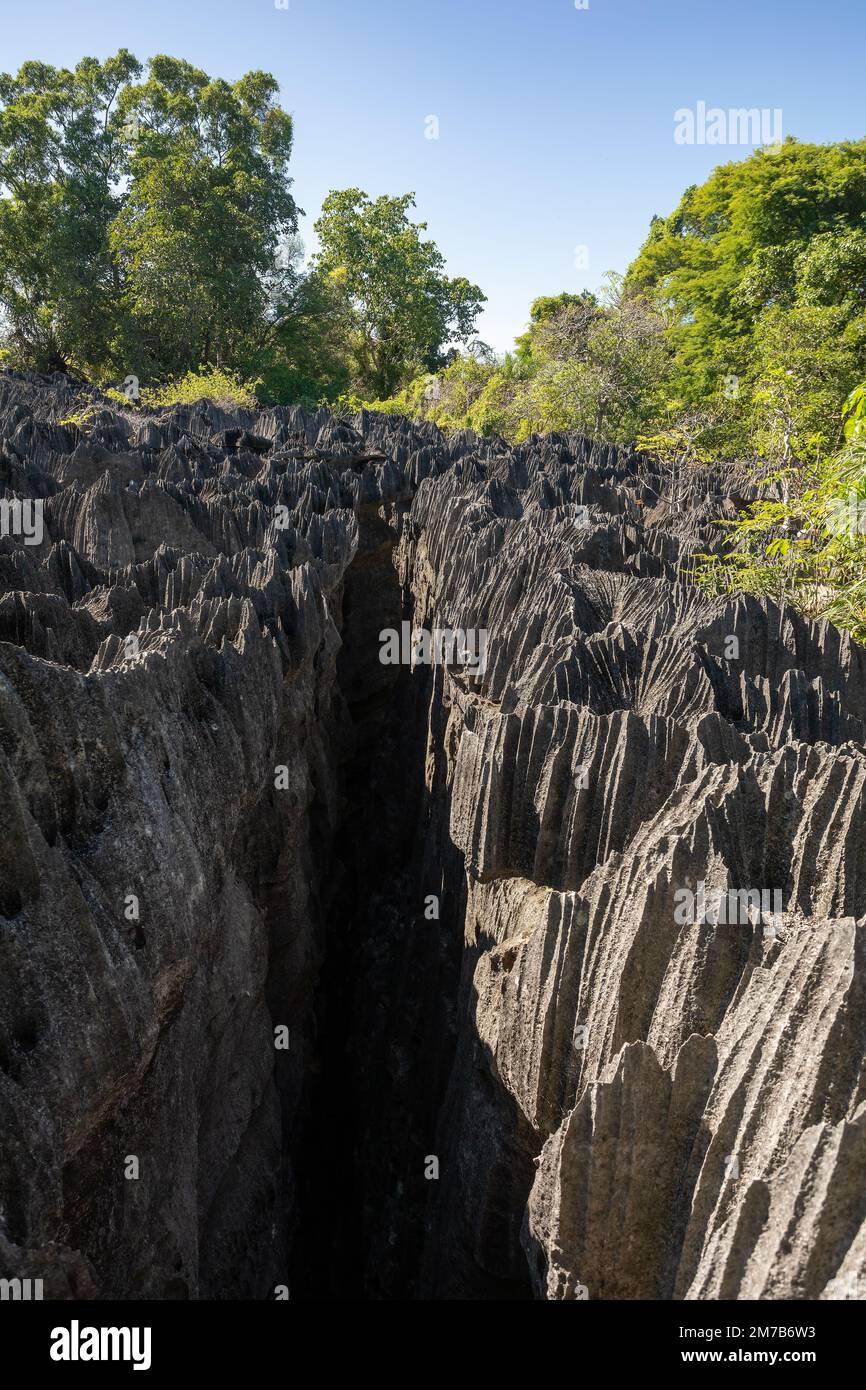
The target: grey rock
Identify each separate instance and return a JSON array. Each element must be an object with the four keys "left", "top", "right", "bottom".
[{"left": 1, "top": 370, "right": 864, "bottom": 1303}]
